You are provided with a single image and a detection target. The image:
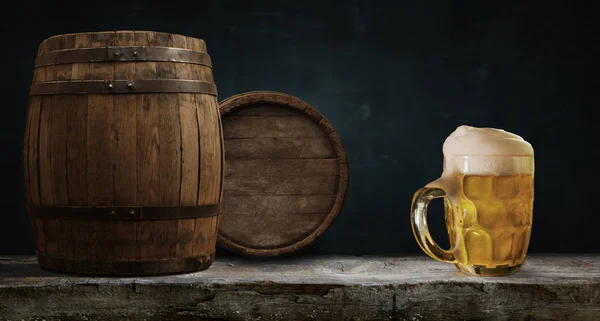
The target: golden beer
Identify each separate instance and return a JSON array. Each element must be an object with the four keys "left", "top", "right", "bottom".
[
  {"left": 445, "top": 173, "right": 533, "bottom": 275},
  {"left": 411, "top": 125, "right": 534, "bottom": 276}
]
